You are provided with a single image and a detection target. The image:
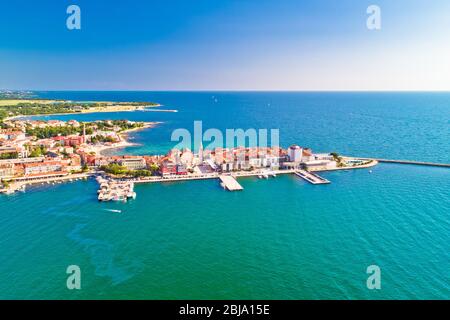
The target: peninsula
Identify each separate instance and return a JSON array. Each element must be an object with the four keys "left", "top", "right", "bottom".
[
  {"left": 0, "top": 92, "right": 390, "bottom": 198},
  {"left": 0, "top": 116, "right": 378, "bottom": 198}
]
